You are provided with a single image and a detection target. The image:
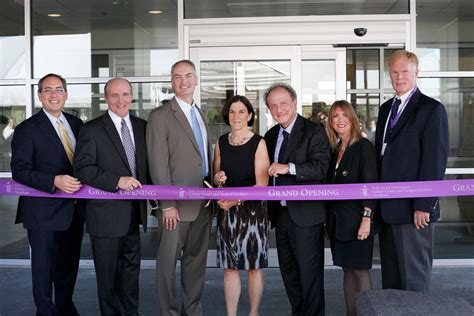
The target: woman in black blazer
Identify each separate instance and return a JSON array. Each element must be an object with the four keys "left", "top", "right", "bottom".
[{"left": 325, "top": 100, "right": 378, "bottom": 316}]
